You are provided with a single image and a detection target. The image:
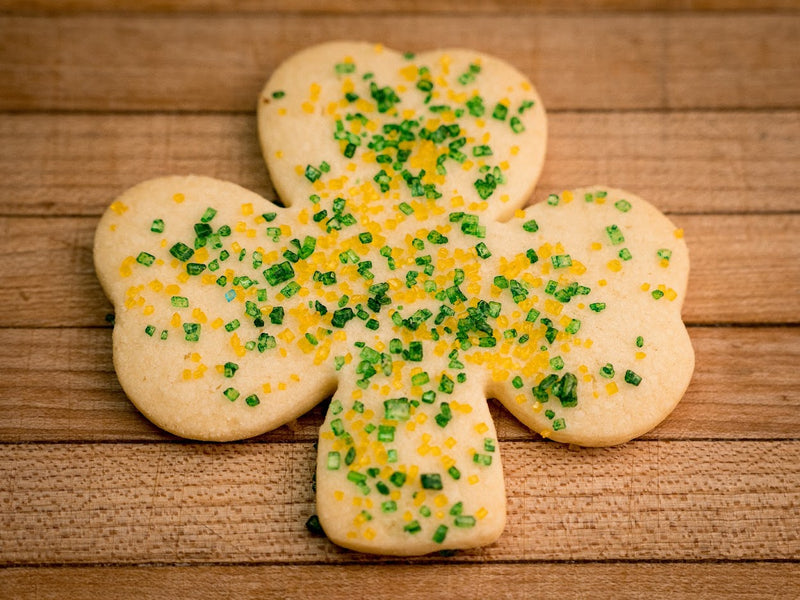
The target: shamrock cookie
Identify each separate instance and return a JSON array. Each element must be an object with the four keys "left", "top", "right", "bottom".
[{"left": 95, "top": 41, "right": 693, "bottom": 555}]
